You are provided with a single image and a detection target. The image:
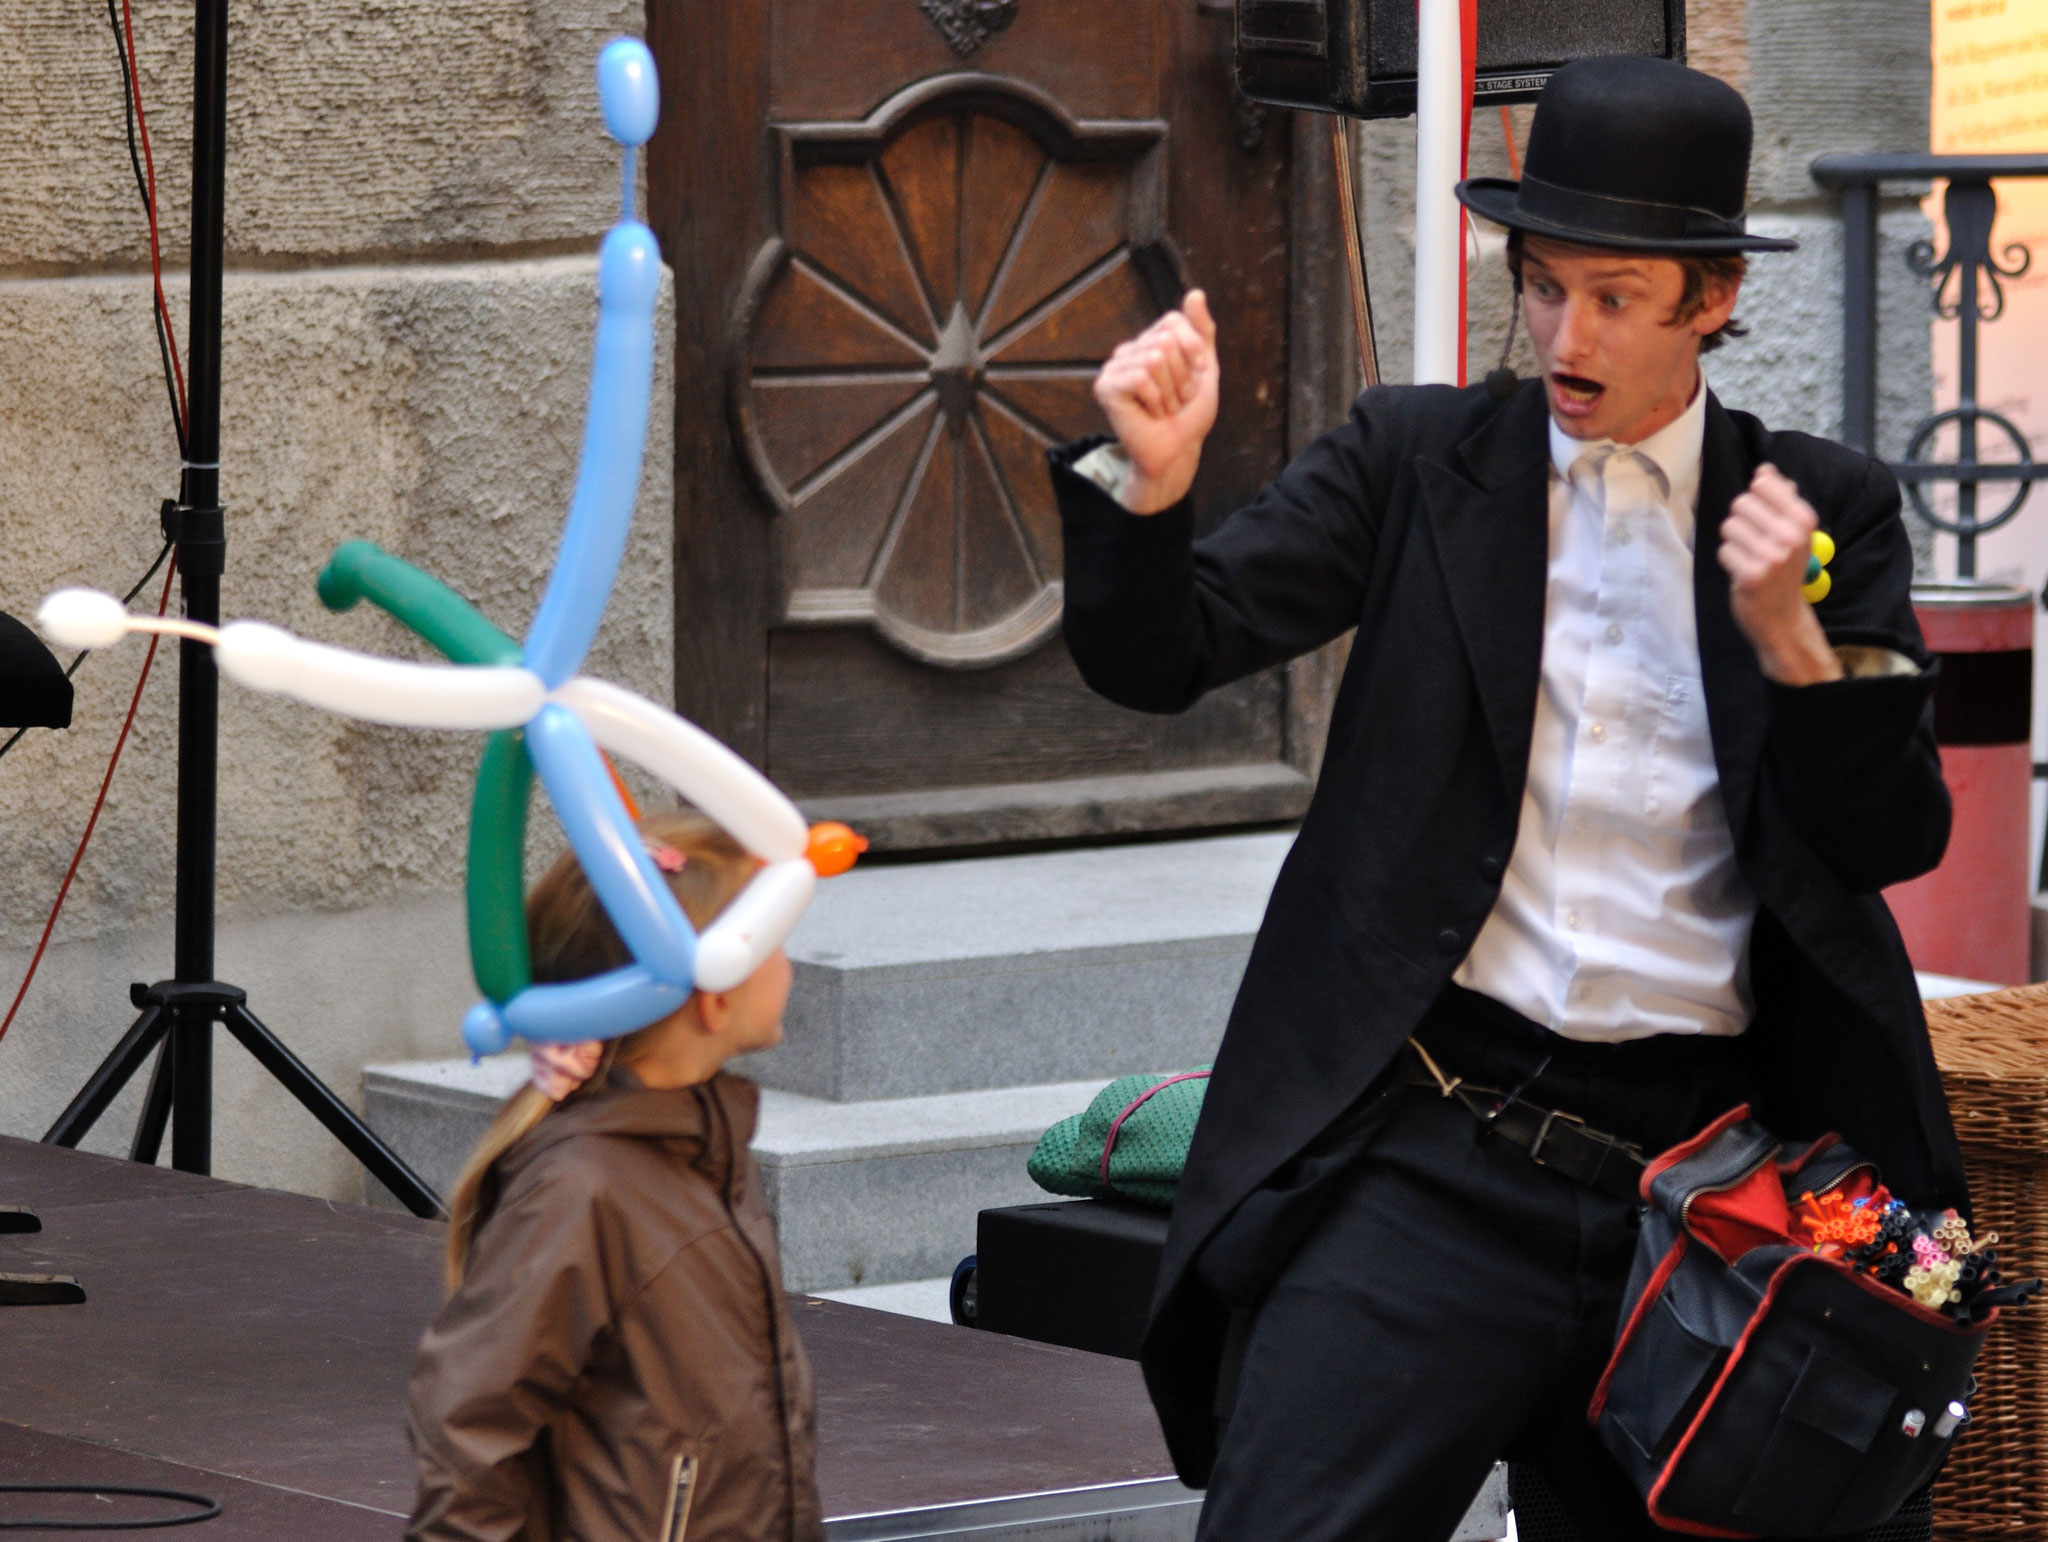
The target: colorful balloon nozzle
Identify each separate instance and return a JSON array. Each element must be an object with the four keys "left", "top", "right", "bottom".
[{"left": 806, "top": 822, "right": 868, "bottom": 878}]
